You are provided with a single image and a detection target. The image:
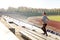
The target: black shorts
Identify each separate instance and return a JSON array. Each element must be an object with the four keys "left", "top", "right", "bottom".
[{"left": 43, "top": 24, "right": 47, "bottom": 27}]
